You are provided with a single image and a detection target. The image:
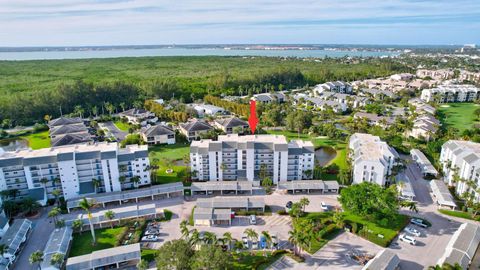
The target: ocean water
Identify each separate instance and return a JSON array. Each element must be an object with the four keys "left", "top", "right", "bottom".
[{"left": 0, "top": 48, "right": 398, "bottom": 61}]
